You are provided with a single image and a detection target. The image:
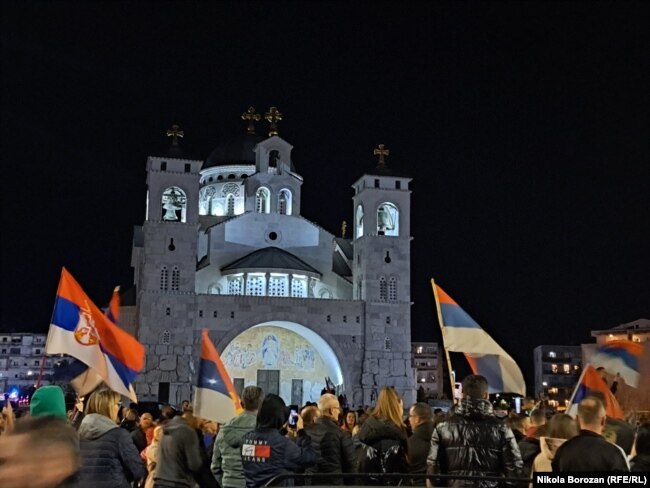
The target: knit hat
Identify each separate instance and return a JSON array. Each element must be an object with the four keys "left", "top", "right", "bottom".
[{"left": 30, "top": 385, "right": 67, "bottom": 421}]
